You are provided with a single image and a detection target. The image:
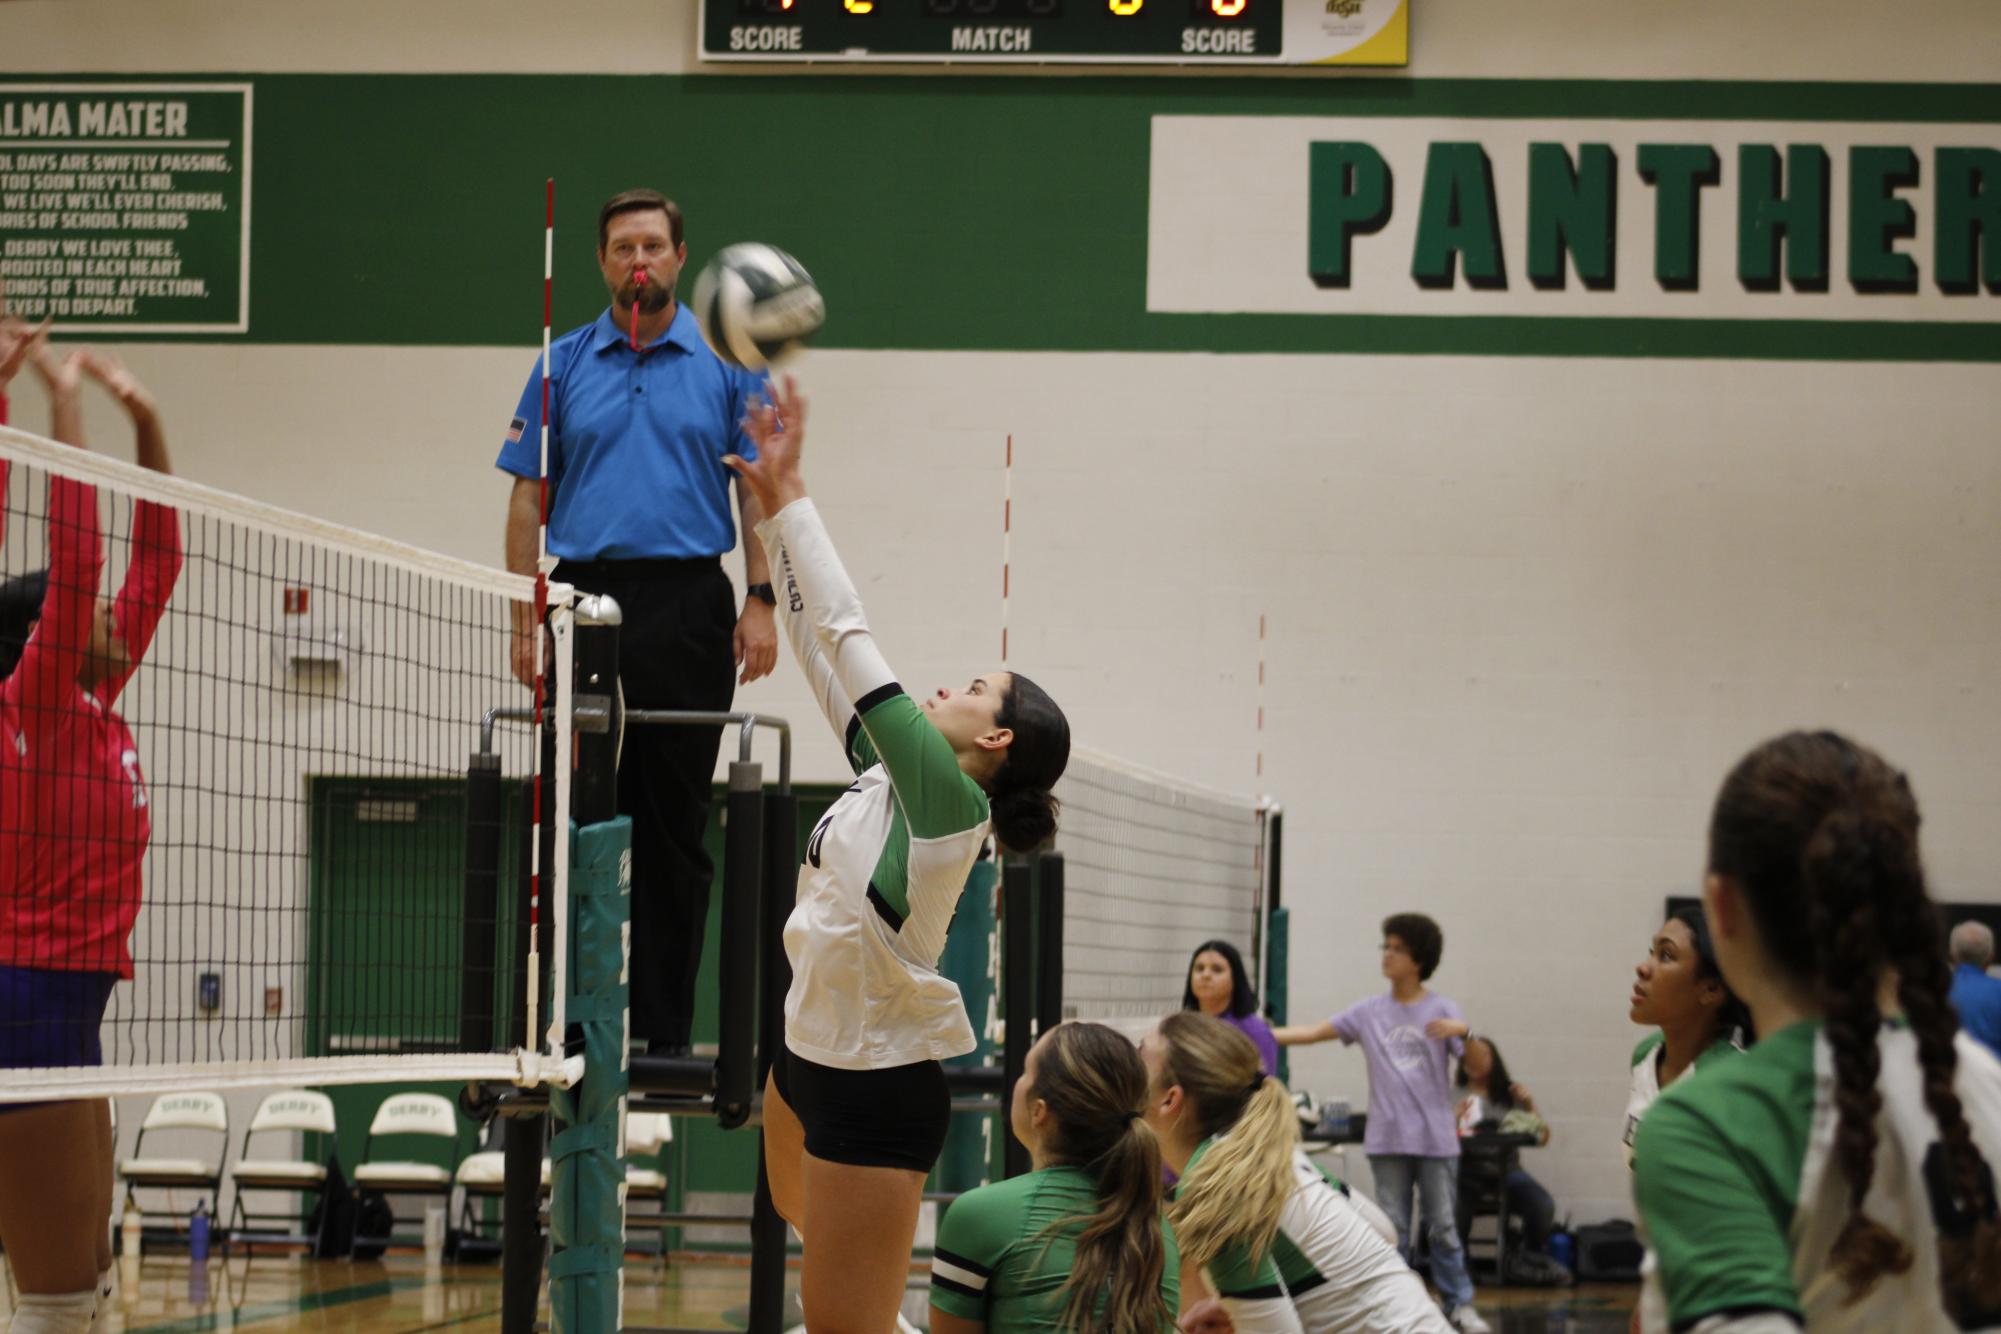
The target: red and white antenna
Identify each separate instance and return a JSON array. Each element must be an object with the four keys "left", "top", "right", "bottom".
[
  {"left": 527, "top": 177, "right": 554, "bottom": 1050},
  {"left": 1001, "top": 435, "right": 1013, "bottom": 663}
]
